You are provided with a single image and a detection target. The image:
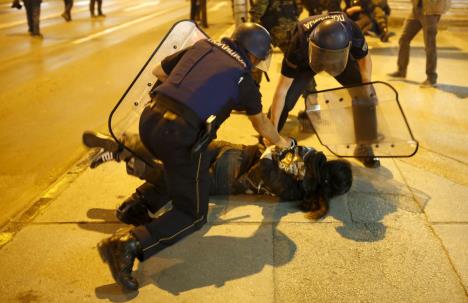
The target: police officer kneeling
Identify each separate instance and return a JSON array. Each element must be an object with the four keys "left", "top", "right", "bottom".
[{"left": 97, "top": 22, "right": 293, "bottom": 291}]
